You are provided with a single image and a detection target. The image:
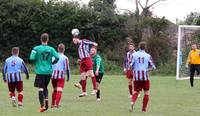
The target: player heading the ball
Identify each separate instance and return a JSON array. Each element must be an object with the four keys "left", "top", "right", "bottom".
[{"left": 72, "top": 28, "right": 98, "bottom": 97}]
